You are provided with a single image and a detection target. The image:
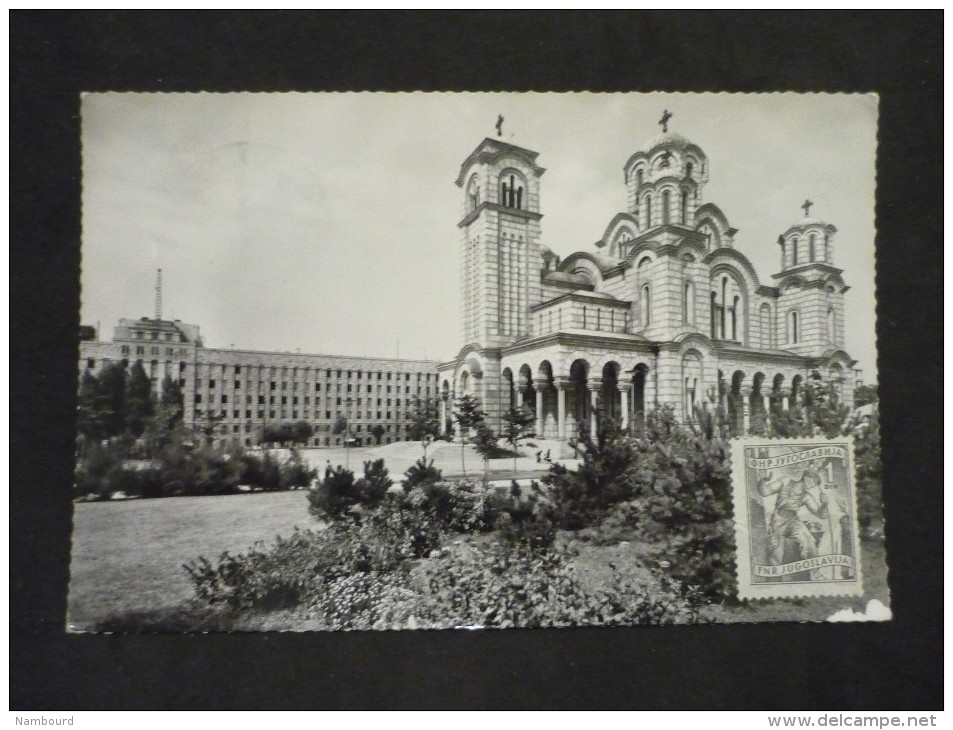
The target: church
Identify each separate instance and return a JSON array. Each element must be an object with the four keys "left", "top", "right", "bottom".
[{"left": 437, "top": 115, "right": 856, "bottom": 440}]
